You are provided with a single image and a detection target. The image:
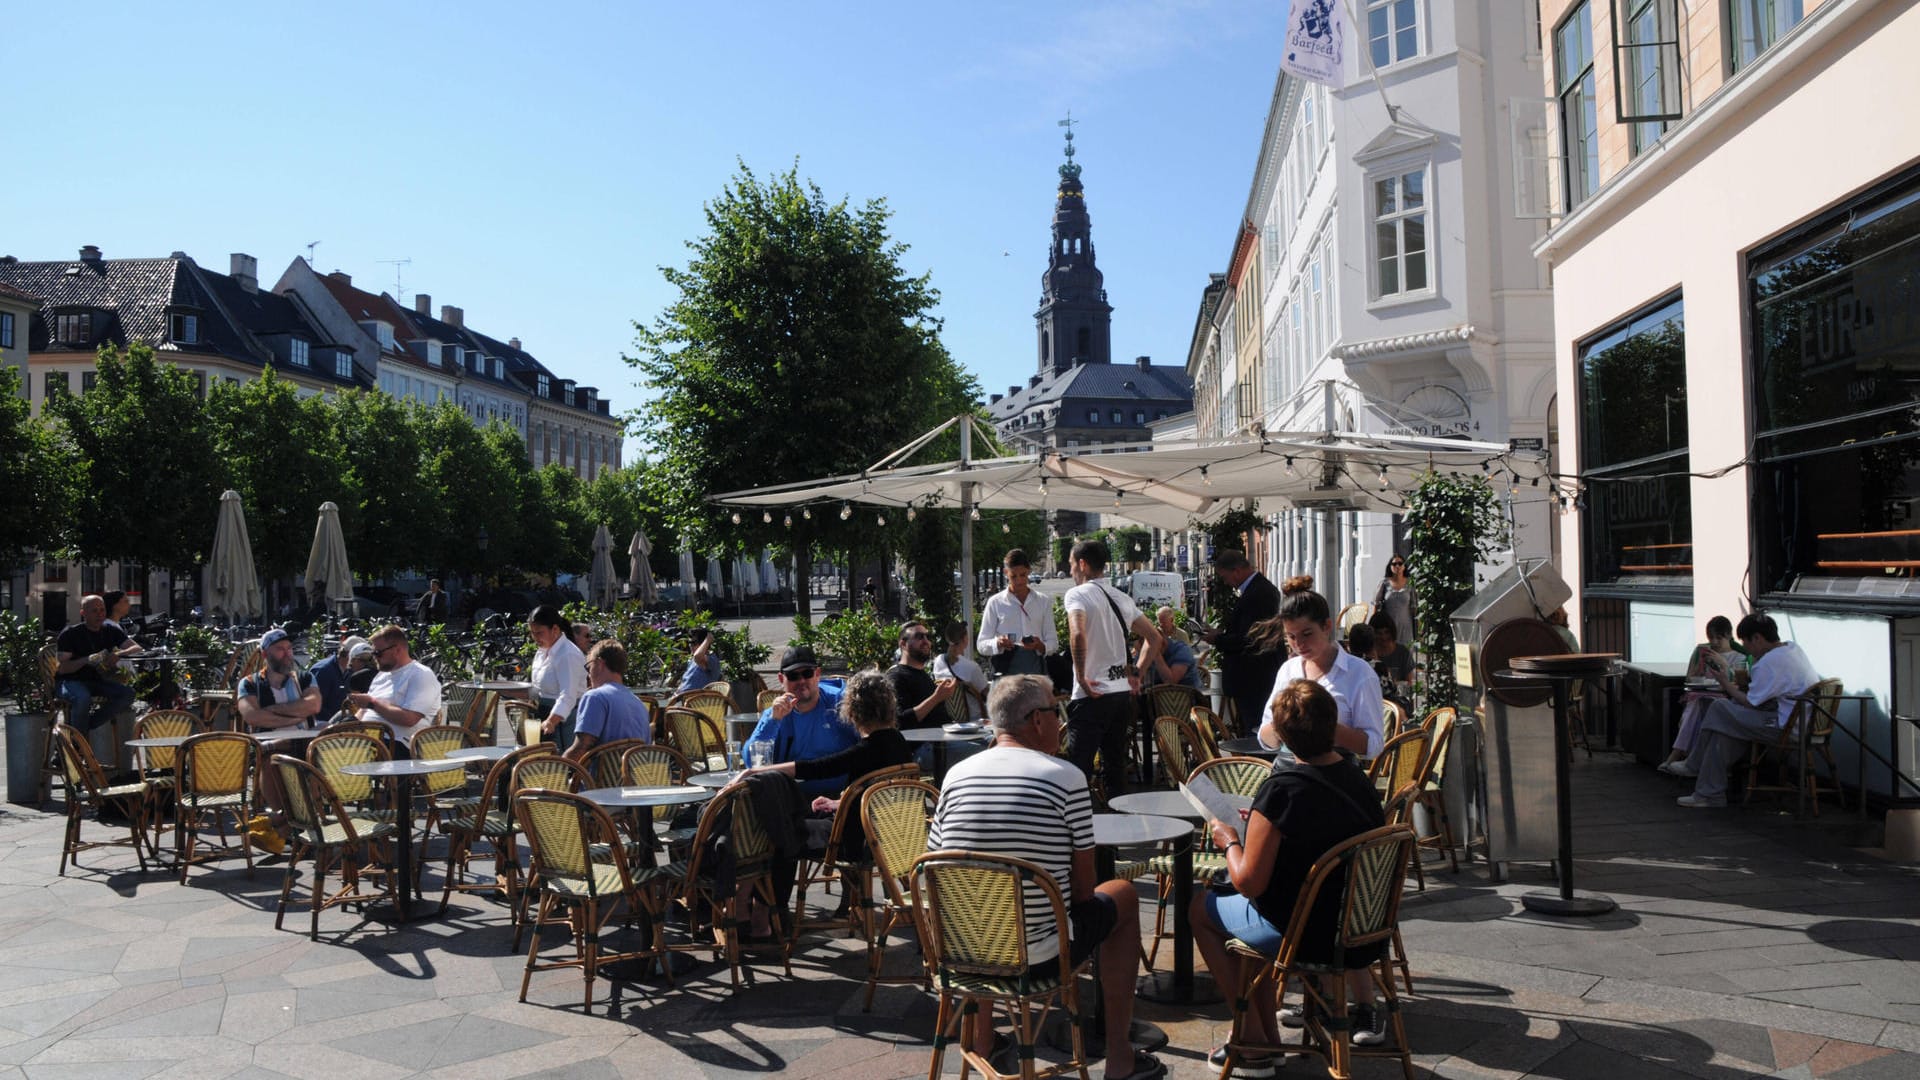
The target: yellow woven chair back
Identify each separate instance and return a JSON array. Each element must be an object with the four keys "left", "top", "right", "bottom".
[
  {"left": 621, "top": 745, "right": 692, "bottom": 821},
  {"left": 513, "top": 755, "right": 588, "bottom": 794},
  {"left": 411, "top": 726, "right": 476, "bottom": 796},
  {"left": 756, "top": 689, "right": 782, "bottom": 711},
  {"left": 1190, "top": 705, "right": 1229, "bottom": 746},
  {"left": 731, "top": 784, "right": 773, "bottom": 863},
  {"left": 1421, "top": 708, "right": 1457, "bottom": 784},
  {"left": 39, "top": 644, "right": 61, "bottom": 699},
  {"left": 862, "top": 777, "right": 938, "bottom": 902},
  {"left": 660, "top": 707, "right": 724, "bottom": 768},
  {"left": 516, "top": 788, "right": 606, "bottom": 888},
  {"left": 1145, "top": 684, "right": 1199, "bottom": 728},
  {"left": 1369, "top": 729, "right": 1430, "bottom": 794},
  {"left": 1154, "top": 716, "right": 1197, "bottom": 785},
  {"left": 308, "top": 731, "right": 388, "bottom": 803},
  {"left": 1418, "top": 706, "right": 1457, "bottom": 735},
  {"left": 1191, "top": 756, "right": 1271, "bottom": 799},
  {"left": 53, "top": 724, "right": 108, "bottom": 796},
  {"left": 912, "top": 851, "right": 1066, "bottom": 978},
  {"left": 825, "top": 762, "right": 921, "bottom": 857},
  {"left": 443, "top": 684, "right": 478, "bottom": 727},
  {"left": 453, "top": 689, "right": 498, "bottom": 741},
  {"left": 135, "top": 709, "right": 201, "bottom": 774},
  {"left": 1338, "top": 825, "right": 1415, "bottom": 947},
  {"left": 581, "top": 738, "right": 653, "bottom": 790},
  {"left": 273, "top": 754, "right": 360, "bottom": 842},
  {"left": 672, "top": 689, "right": 729, "bottom": 724},
  {"left": 227, "top": 642, "right": 262, "bottom": 688},
  {"left": 180, "top": 732, "right": 253, "bottom": 802}
]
